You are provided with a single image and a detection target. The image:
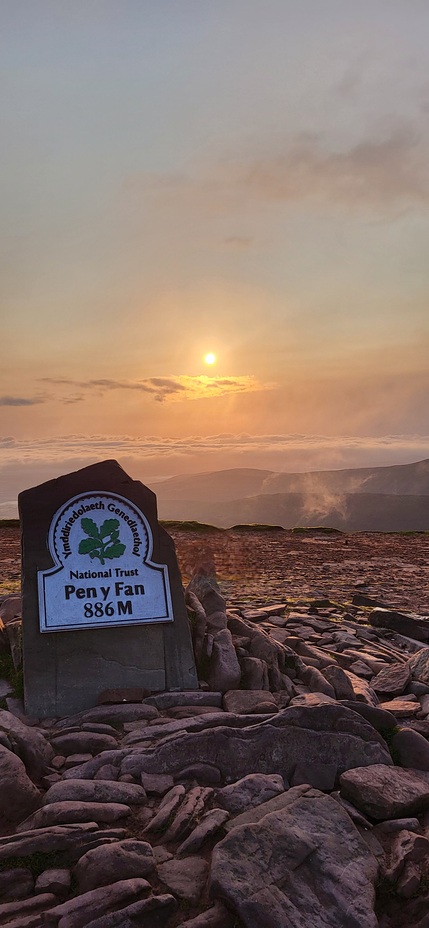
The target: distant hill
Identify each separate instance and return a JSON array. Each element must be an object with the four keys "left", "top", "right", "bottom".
[{"left": 153, "top": 459, "right": 429, "bottom": 530}]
